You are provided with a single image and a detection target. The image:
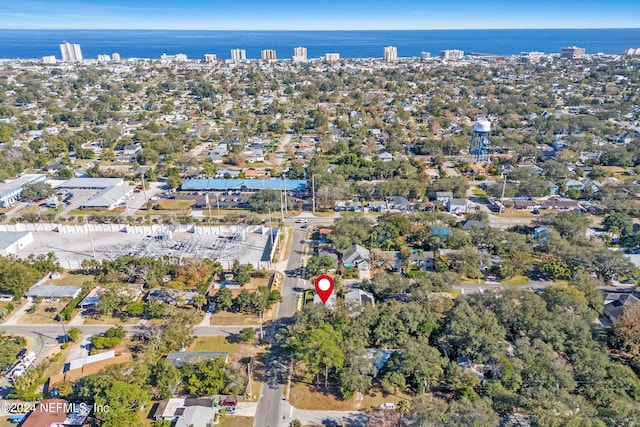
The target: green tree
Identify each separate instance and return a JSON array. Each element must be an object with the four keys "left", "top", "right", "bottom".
[
  {"left": 443, "top": 299, "right": 506, "bottom": 363},
  {"left": 232, "top": 261, "right": 253, "bottom": 286},
  {"left": 181, "top": 357, "right": 228, "bottom": 396},
  {"left": 214, "top": 287, "right": 233, "bottom": 311},
  {"left": 306, "top": 255, "right": 337, "bottom": 278},
  {"left": 68, "top": 327, "right": 81, "bottom": 342},
  {"left": 239, "top": 327, "right": 256, "bottom": 342},
  {"left": 20, "top": 182, "right": 55, "bottom": 201}
]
